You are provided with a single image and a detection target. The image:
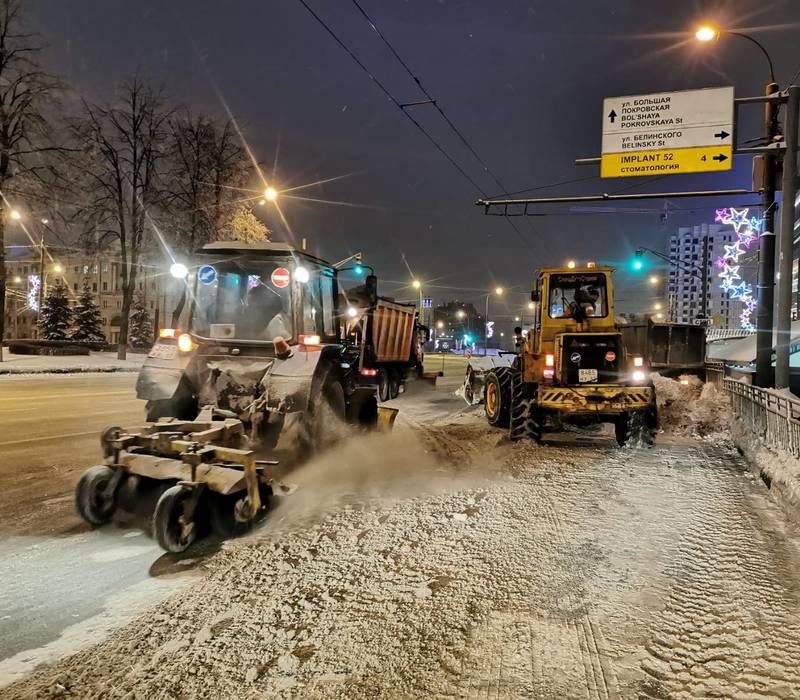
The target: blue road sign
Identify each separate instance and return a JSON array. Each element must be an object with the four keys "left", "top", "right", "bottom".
[{"left": 198, "top": 265, "right": 217, "bottom": 286}]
